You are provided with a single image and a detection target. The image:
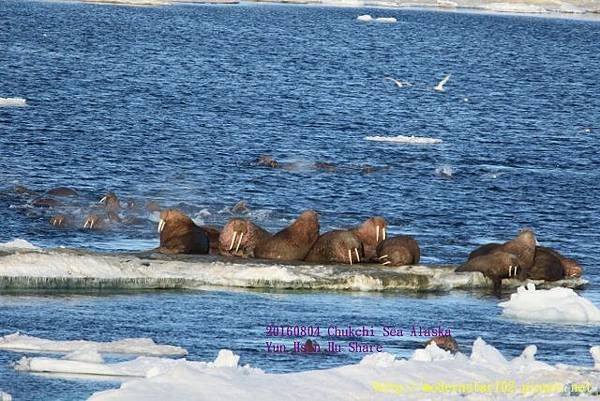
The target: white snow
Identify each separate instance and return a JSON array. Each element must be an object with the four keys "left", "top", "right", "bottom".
[
  {"left": 365, "top": 135, "right": 443, "bottom": 144},
  {"left": 72, "top": 337, "right": 600, "bottom": 401},
  {"left": 0, "top": 332, "right": 187, "bottom": 356},
  {"left": 0, "top": 239, "right": 40, "bottom": 250},
  {"left": 0, "top": 97, "right": 27, "bottom": 107},
  {"left": 499, "top": 283, "right": 600, "bottom": 324},
  {"left": 357, "top": 14, "right": 373, "bottom": 21}
]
